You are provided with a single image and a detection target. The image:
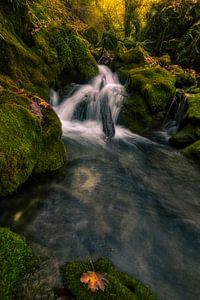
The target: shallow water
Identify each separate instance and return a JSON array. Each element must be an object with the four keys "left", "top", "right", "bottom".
[
  {"left": 0, "top": 66, "right": 200, "bottom": 299},
  {"left": 1, "top": 135, "right": 200, "bottom": 299}
]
